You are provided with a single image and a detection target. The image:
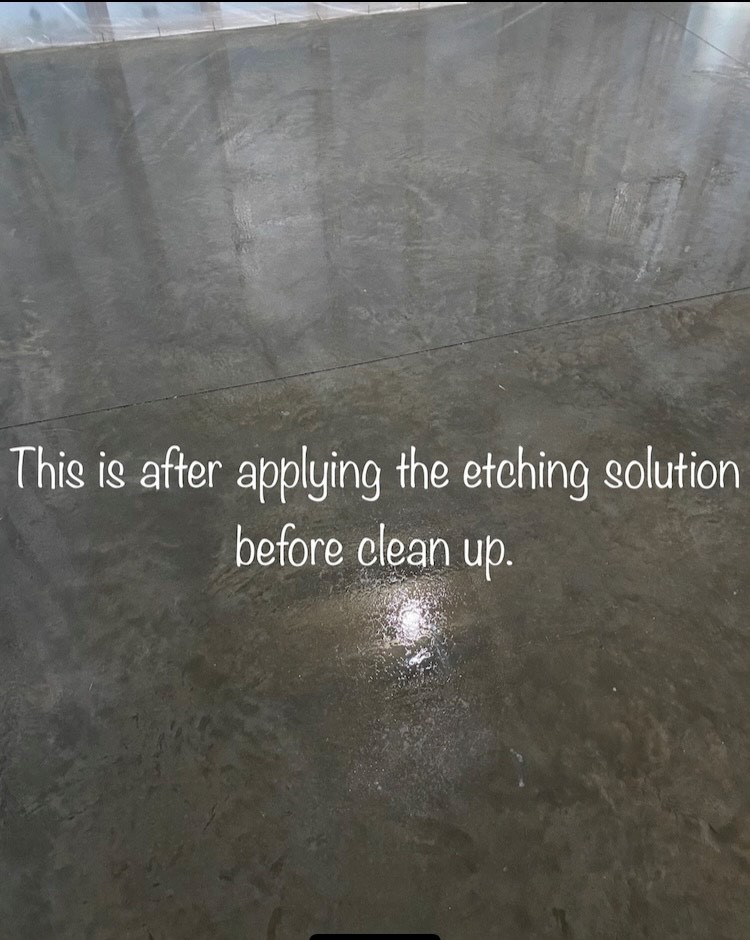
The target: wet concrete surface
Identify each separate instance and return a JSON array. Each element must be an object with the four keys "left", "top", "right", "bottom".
[{"left": 1, "top": 2, "right": 750, "bottom": 938}]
